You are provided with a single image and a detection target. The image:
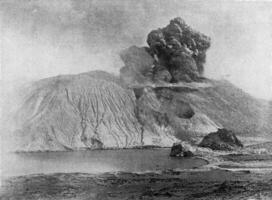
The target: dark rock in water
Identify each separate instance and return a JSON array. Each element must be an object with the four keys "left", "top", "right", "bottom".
[
  {"left": 170, "top": 142, "right": 194, "bottom": 157},
  {"left": 198, "top": 129, "right": 243, "bottom": 151},
  {"left": 183, "top": 150, "right": 194, "bottom": 157},
  {"left": 170, "top": 143, "right": 183, "bottom": 157}
]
